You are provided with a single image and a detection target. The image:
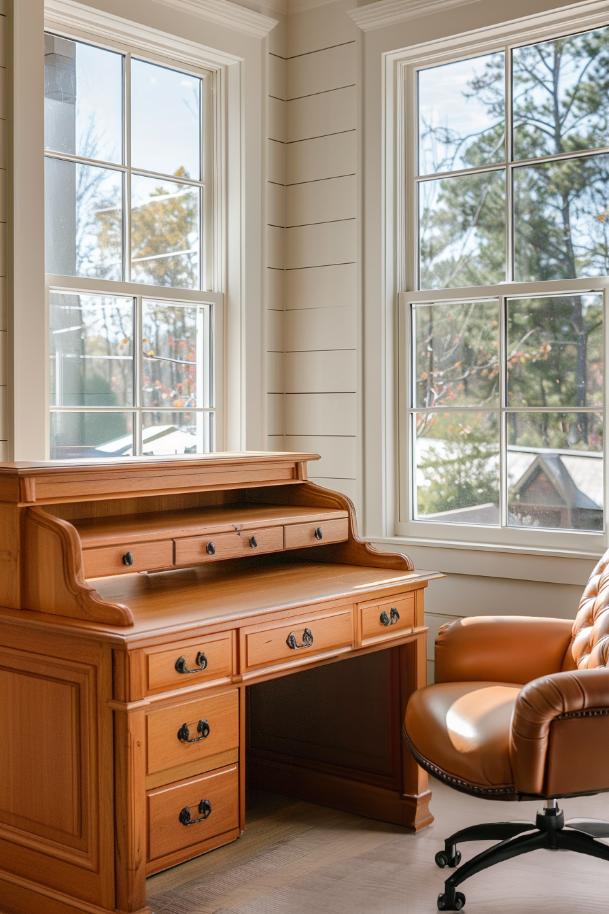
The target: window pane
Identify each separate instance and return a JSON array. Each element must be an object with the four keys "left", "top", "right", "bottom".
[
  {"left": 131, "top": 176, "right": 200, "bottom": 289},
  {"left": 50, "top": 412, "right": 134, "bottom": 459},
  {"left": 413, "top": 300, "right": 499, "bottom": 408},
  {"left": 131, "top": 59, "right": 201, "bottom": 180},
  {"left": 141, "top": 411, "right": 213, "bottom": 455},
  {"left": 418, "top": 52, "right": 505, "bottom": 176},
  {"left": 507, "top": 294, "right": 603, "bottom": 408},
  {"left": 507, "top": 412, "right": 603, "bottom": 531},
  {"left": 513, "top": 27, "right": 609, "bottom": 162},
  {"left": 45, "top": 157, "right": 123, "bottom": 280},
  {"left": 414, "top": 411, "right": 500, "bottom": 524},
  {"left": 142, "top": 300, "right": 211, "bottom": 408},
  {"left": 45, "top": 34, "right": 123, "bottom": 164},
  {"left": 49, "top": 292, "right": 134, "bottom": 407},
  {"left": 419, "top": 170, "right": 506, "bottom": 289},
  {"left": 513, "top": 154, "right": 609, "bottom": 282}
]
